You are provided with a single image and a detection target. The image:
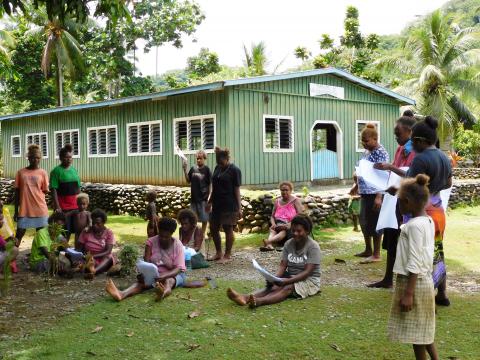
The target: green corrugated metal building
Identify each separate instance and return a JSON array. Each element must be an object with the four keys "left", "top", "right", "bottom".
[{"left": 0, "top": 68, "right": 414, "bottom": 187}]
